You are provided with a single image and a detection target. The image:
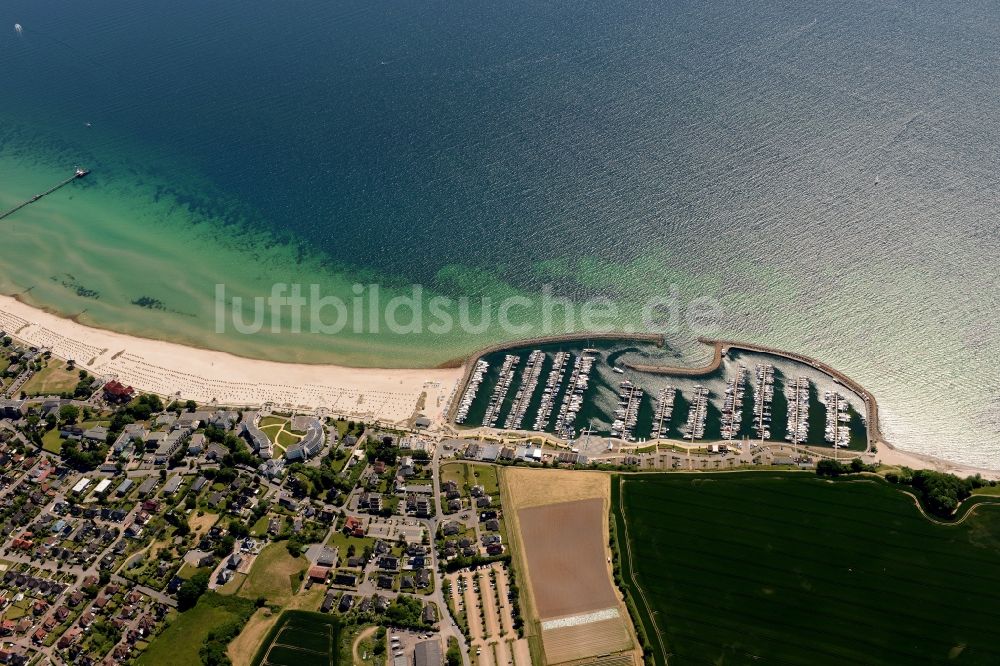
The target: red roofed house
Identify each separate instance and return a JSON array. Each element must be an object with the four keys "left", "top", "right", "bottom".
[
  {"left": 58, "top": 627, "right": 81, "bottom": 649},
  {"left": 103, "top": 380, "right": 136, "bottom": 403},
  {"left": 307, "top": 566, "right": 330, "bottom": 583}
]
